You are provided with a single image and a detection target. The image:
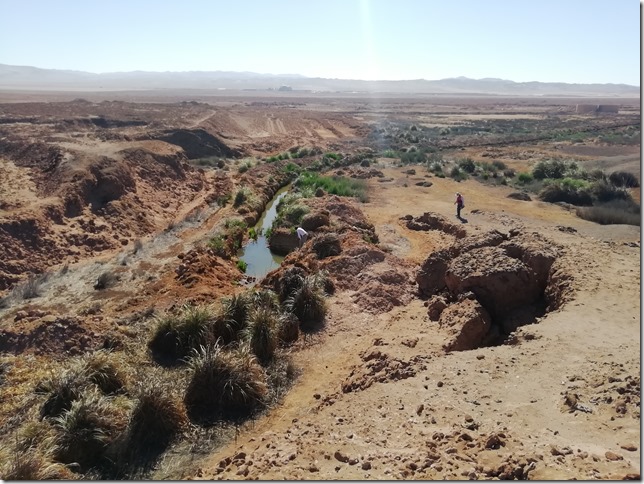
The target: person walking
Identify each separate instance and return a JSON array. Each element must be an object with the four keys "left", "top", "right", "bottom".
[
  {"left": 296, "top": 227, "right": 308, "bottom": 248},
  {"left": 454, "top": 192, "right": 464, "bottom": 218}
]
